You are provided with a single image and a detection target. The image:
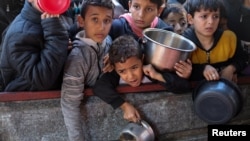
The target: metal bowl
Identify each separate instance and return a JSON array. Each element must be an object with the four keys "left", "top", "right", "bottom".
[
  {"left": 142, "top": 28, "right": 196, "bottom": 71},
  {"left": 119, "top": 120, "right": 155, "bottom": 141},
  {"left": 192, "top": 78, "right": 243, "bottom": 124}
]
